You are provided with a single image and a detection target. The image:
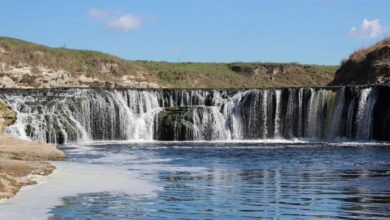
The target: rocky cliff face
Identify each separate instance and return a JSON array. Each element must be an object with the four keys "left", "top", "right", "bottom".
[
  {"left": 331, "top": 40, "right": 390, "bottom": 85},
  {"left": 0, "top": 62, "right": 158, "bottom": 89},
  {"left": 0, "top": 99, "right": 16, "bottom": 133},
  {"left": 230, "top": 63, "right": 315, "bottom": 78}
]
